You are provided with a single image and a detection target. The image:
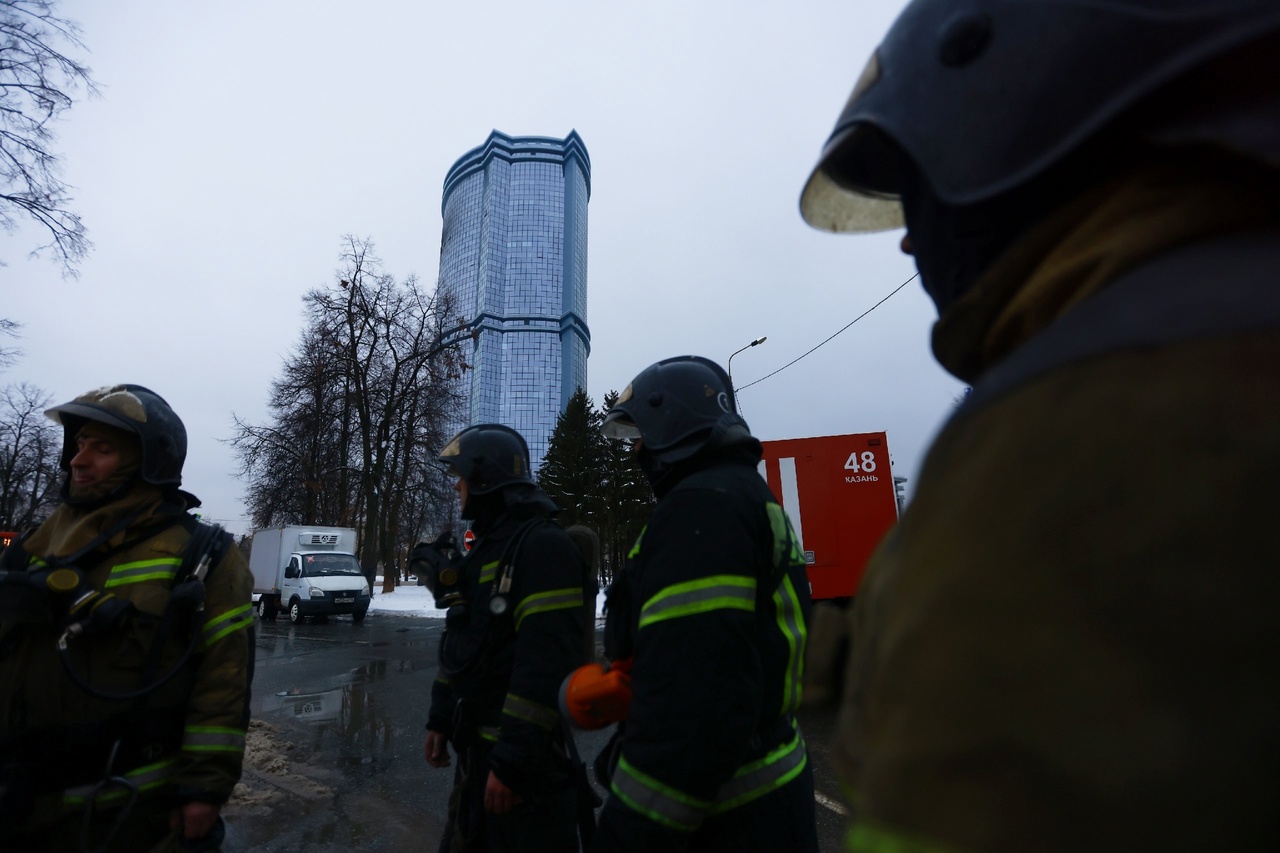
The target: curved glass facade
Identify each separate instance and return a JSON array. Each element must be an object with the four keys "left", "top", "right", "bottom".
[{"left": 438, "top": 130, "right": 591, "bottom": 471}]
